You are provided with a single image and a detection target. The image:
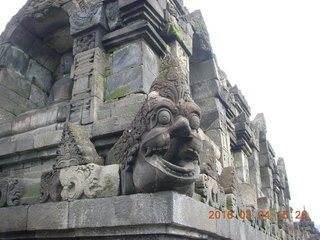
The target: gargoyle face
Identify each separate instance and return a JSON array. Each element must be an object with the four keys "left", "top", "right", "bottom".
[{"left": 131, "top": 92, "right": 202, "bottom": 195}]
